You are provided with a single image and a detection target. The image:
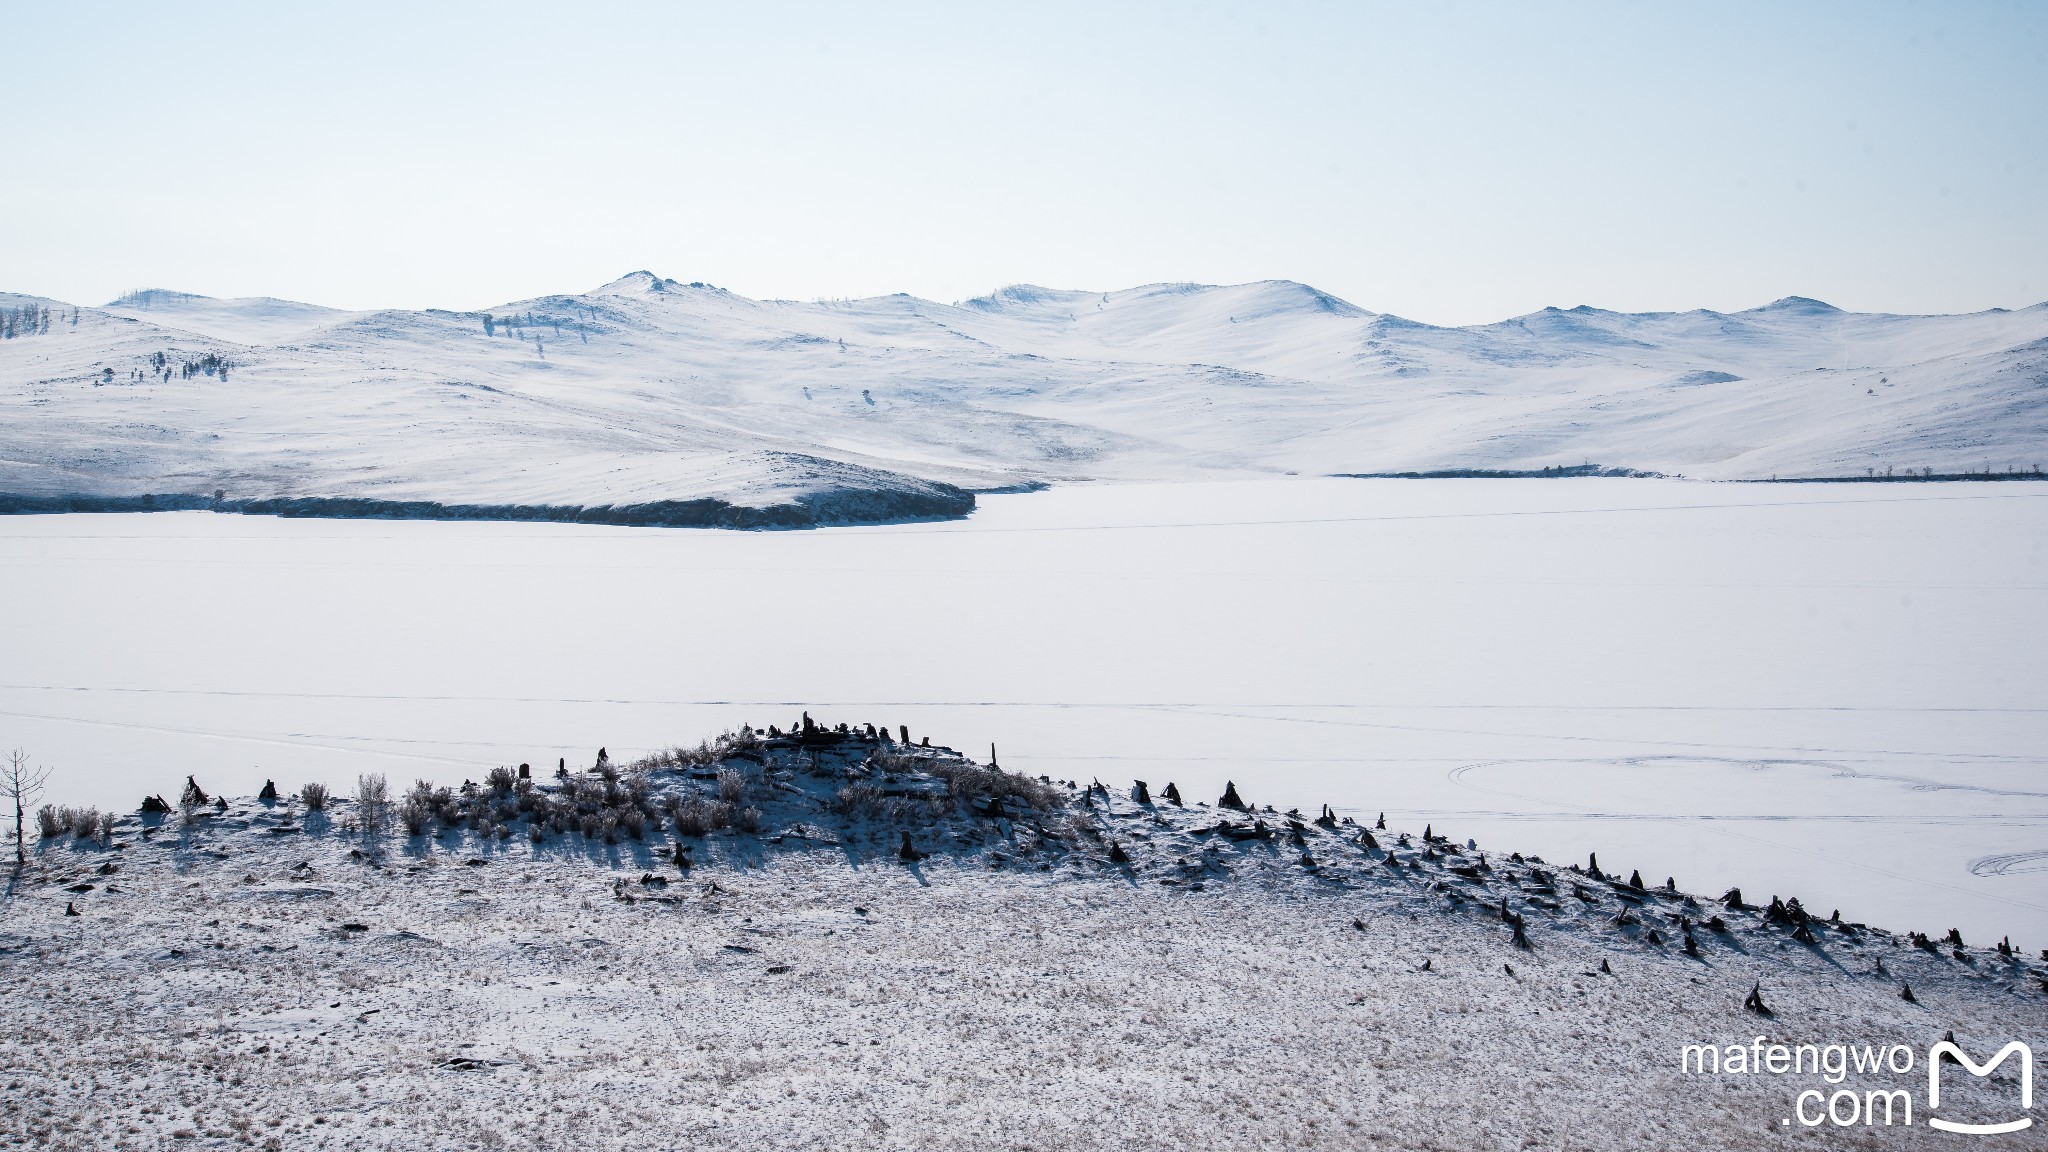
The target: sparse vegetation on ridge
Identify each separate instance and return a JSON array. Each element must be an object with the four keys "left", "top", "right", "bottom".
[{"left": 4, "top": 724, "right": 2044, "bottom": 1149}]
